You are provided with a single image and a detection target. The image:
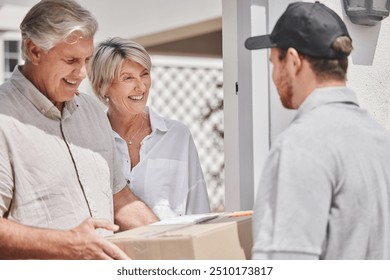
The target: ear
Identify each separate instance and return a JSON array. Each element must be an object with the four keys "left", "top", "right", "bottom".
[
  {"left": 286, "top": 48, "right": 303, "bottom": 75},
  {"left": 100, "top": 85, "right": 108, "bottom": 98},
  {"left": 25, "top": 38, "right": 43, "bottom": 65}
]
